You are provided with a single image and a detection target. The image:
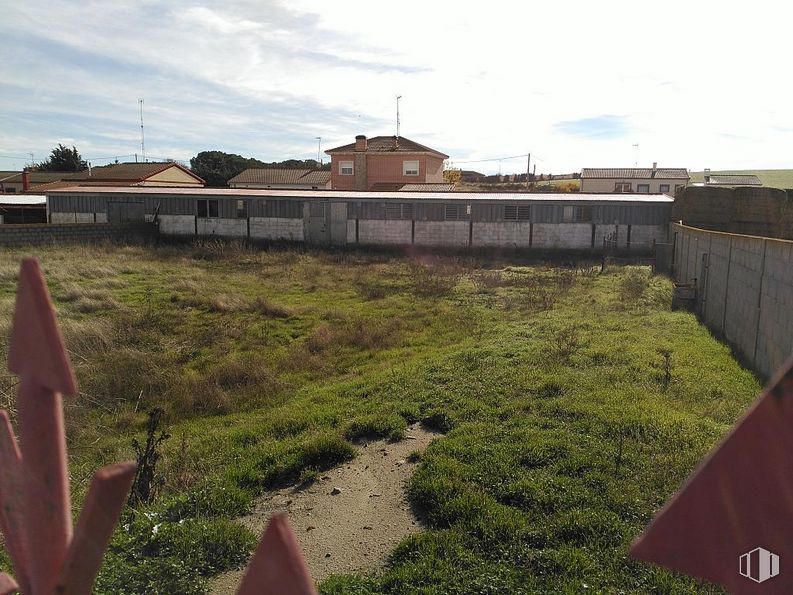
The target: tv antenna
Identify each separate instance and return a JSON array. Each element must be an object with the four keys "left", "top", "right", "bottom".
[
  {"left": 139, "top": 98, "right": 146, "bottom": 162},
  {"left": 632, "top": 143, "right": 639, "bottom": 167}
]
